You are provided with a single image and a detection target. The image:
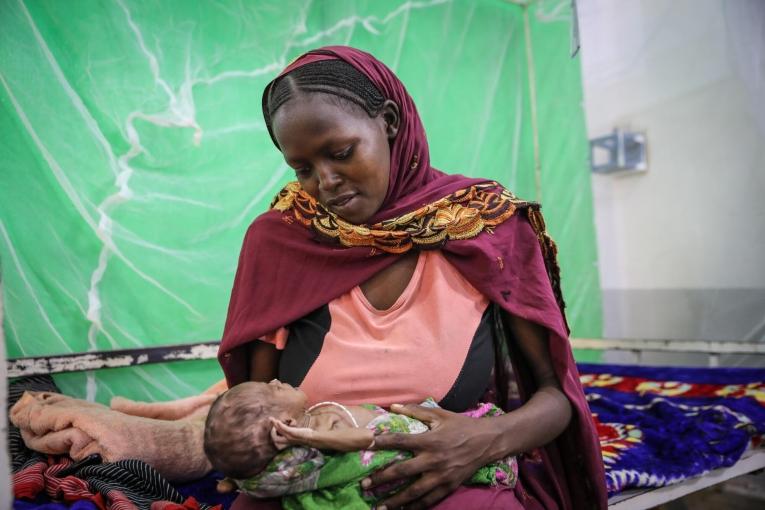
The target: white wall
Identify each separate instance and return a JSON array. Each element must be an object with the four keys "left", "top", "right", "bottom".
[{"left": 578, "top": 0, "right": 765, "bottom": 364}]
